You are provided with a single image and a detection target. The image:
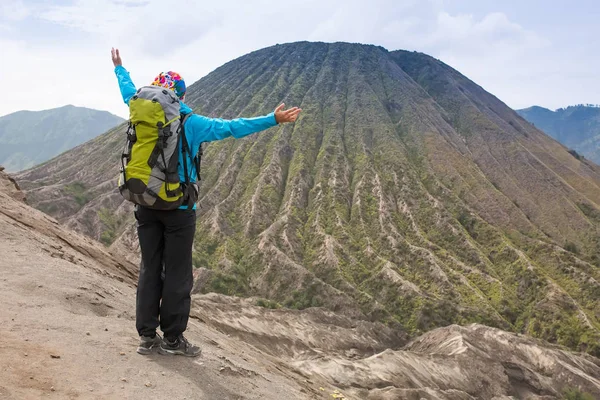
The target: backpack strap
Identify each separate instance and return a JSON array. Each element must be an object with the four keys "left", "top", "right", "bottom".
[
  {"left": 194, "top": 142, "right": 203, "bottom": 182},
  {"left": 120, "top": 121, "right": 135, "bottom": 190},
  {"left": 179, "top": 113, "right": 196, "bottom": 209}
]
